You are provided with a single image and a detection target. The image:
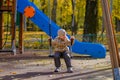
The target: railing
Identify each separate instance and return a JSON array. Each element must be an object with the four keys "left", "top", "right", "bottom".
[{"left": 2, "top": 32, "right": 120, "bottom": 49}]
